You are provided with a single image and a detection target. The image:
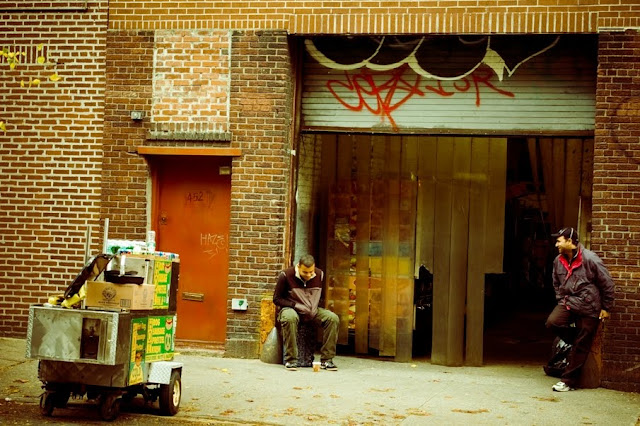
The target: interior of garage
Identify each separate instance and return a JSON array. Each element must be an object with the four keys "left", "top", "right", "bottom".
[{"left": 293, "top": 133, "right": 593, "bottom": 366}]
